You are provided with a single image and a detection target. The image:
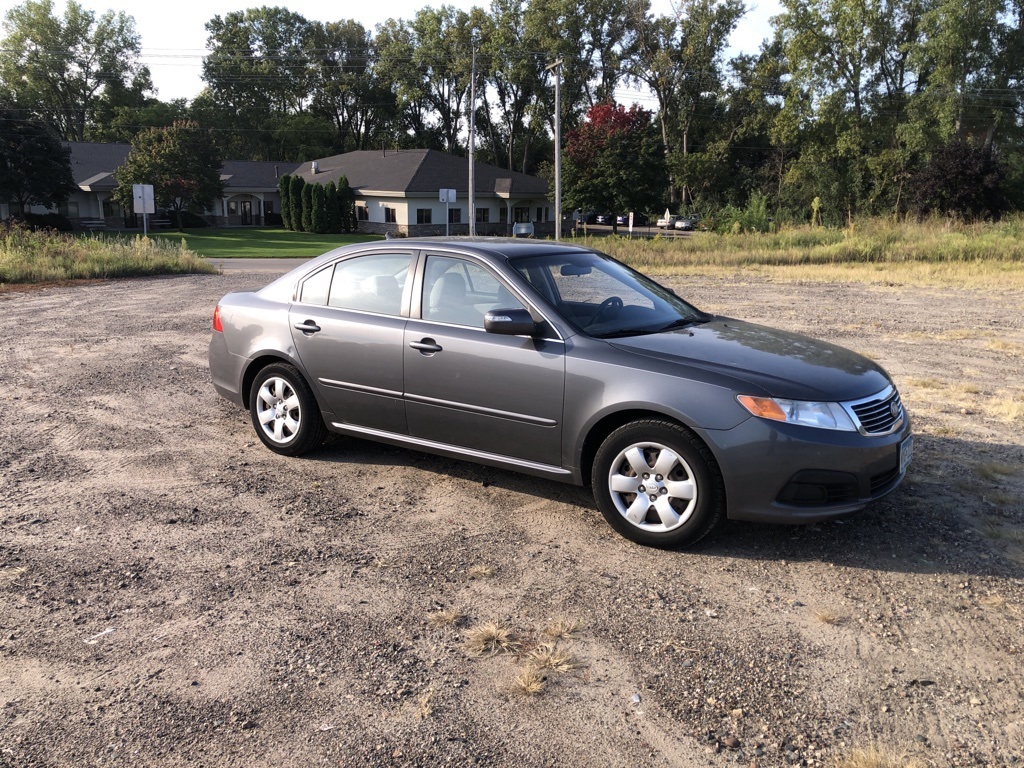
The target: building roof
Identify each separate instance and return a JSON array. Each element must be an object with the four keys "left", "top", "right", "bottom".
[
  {"left": 220, "top": 160, "right": 300, "bottom": 189},
  {"left": 62, "top": 143, "right": 548, "bottom": 200},
  {"left": 68, "top": 142, "right": 130, "bottom": 190},
  {"left": 291, "top": 149, "right": 548, "bottom": 199}
]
